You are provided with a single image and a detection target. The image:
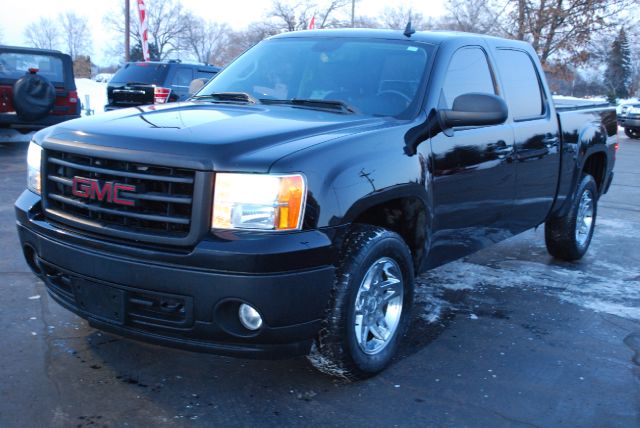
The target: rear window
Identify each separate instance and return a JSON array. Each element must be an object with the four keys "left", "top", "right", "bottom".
[
  {"left": 495, "top": 49, "right": 545, "bottom": 120},
  {"left": 0, "top": 52, "right": 64, "bottom": 83},
  {"left": 111, "top": 63, "right": 170, "bottom": 85}
]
